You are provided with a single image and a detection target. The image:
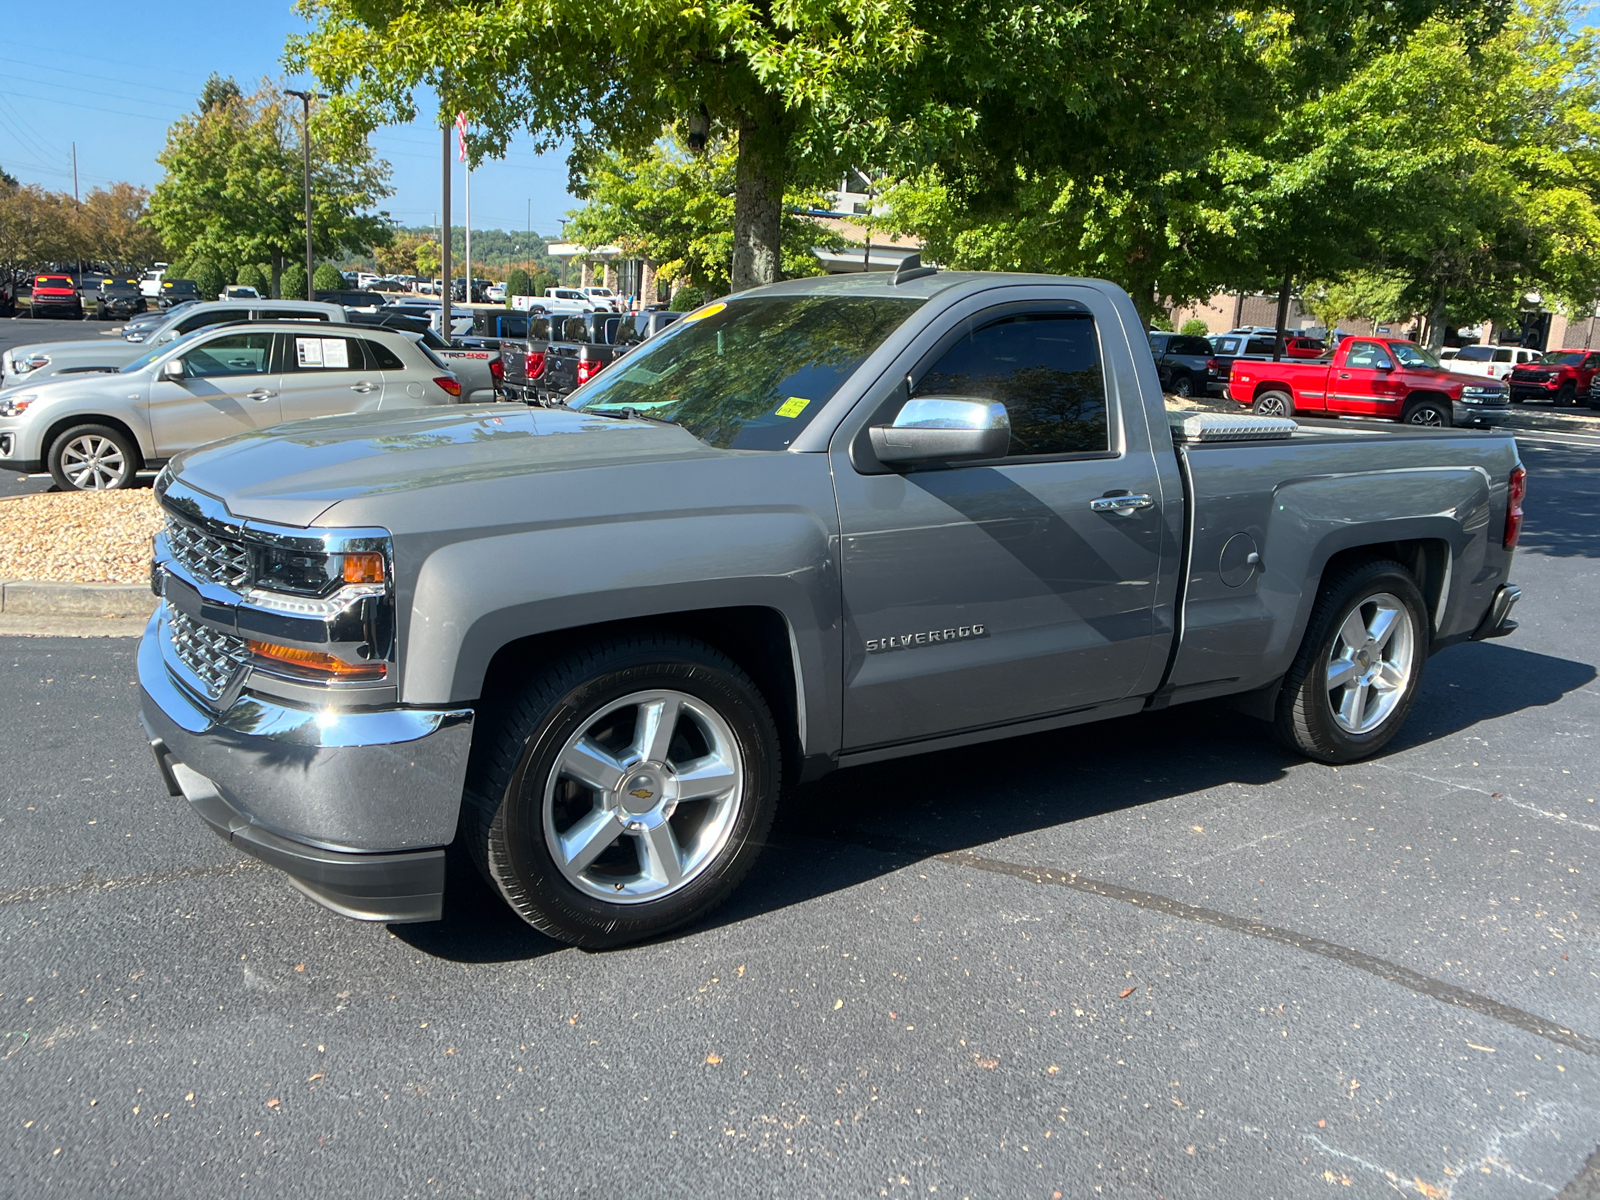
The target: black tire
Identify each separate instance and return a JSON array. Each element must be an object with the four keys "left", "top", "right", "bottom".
[
  {"left": 1403, "top": 398, "right": 1450, "bottom": 427},
  {"left": 1556, "top": 382, "right": 1576, "bottom": 407},
  {"left": 1274, "top": 558, "right": 1429, "bottom": 763},
  {"left": 46, "top": 423, "right": 141, "bottom": 490},
  {"left": 1171, "top": 374, "right": 1194, "bottom": 399},
  {"left": 463, "top": 633, "right": 781, "bottom": 949},
  {"left": 1252, "top": 390, "right": 1293, "bottom": 417}
]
